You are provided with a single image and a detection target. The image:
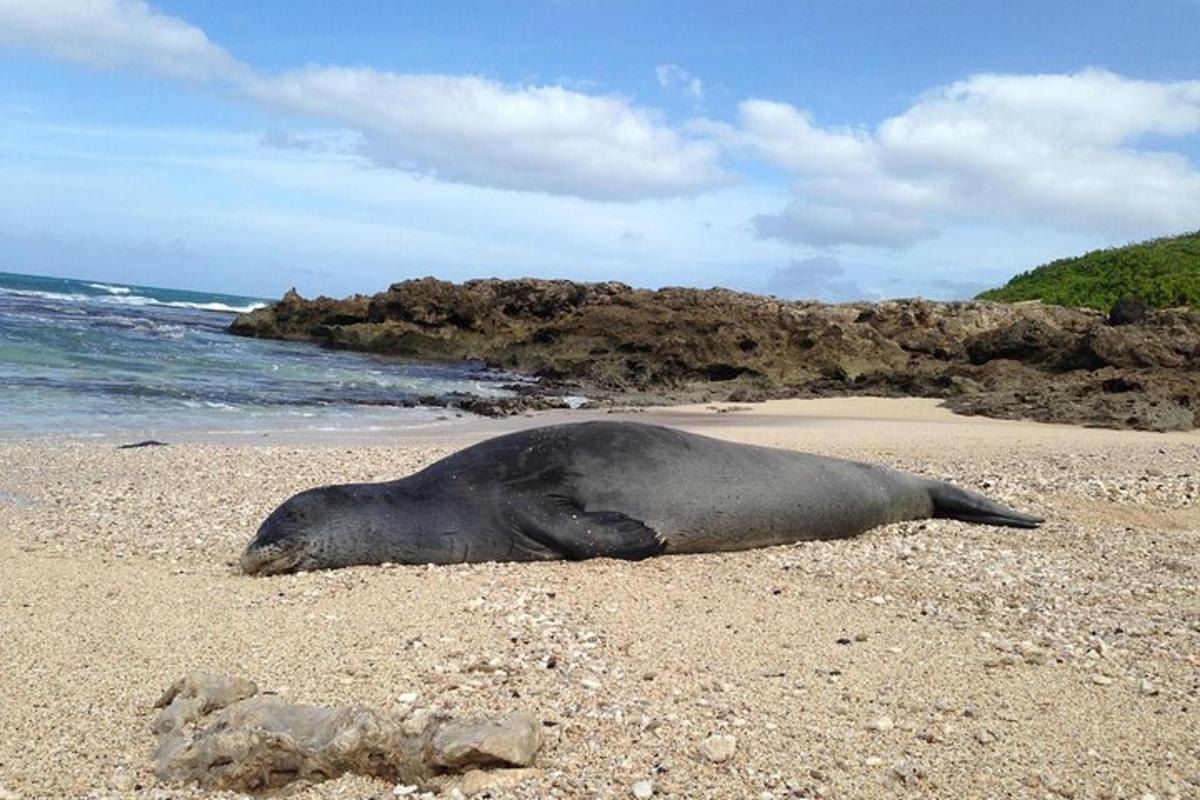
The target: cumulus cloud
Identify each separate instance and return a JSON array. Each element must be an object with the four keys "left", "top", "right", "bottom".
[
  {"left": 1, "top": 0, "right": 726, "bottom": 201},
  {"left": 656, "top": 64, "right": 704, "bottom": 101},
  {"left": 247, "top": 68, "right": 727, "bottom": 200},
  {"left": 11, "top": 3, "right": 1200, "bottom": 234},
  {"left": 706, "top": 69, "right": 1200, "bottom": 248},
  {"left": 763, "top": 256, "right": 873, "bottom": 302},
  {"left": 0, "top": 0, "right": 245, "bottom": 82}
]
